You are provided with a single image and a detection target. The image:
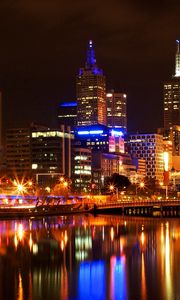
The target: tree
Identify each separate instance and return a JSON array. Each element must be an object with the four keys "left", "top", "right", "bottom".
[
  {"left": 51, "top": 177, "right": 71, "bottom": 198},
  {"left": 105, "top": 173, "right": 131, "bottom": 193}
]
